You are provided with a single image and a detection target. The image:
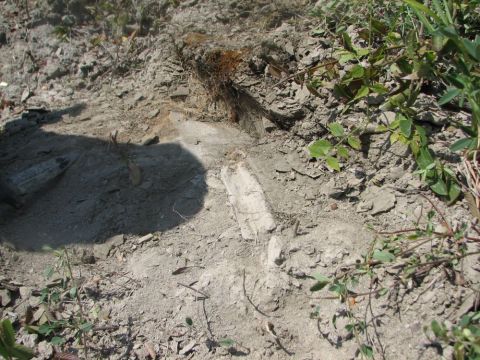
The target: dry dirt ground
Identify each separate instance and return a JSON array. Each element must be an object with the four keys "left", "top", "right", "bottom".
[{"left": 0, "top": 0, "right": 479, "bottom": 359}]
